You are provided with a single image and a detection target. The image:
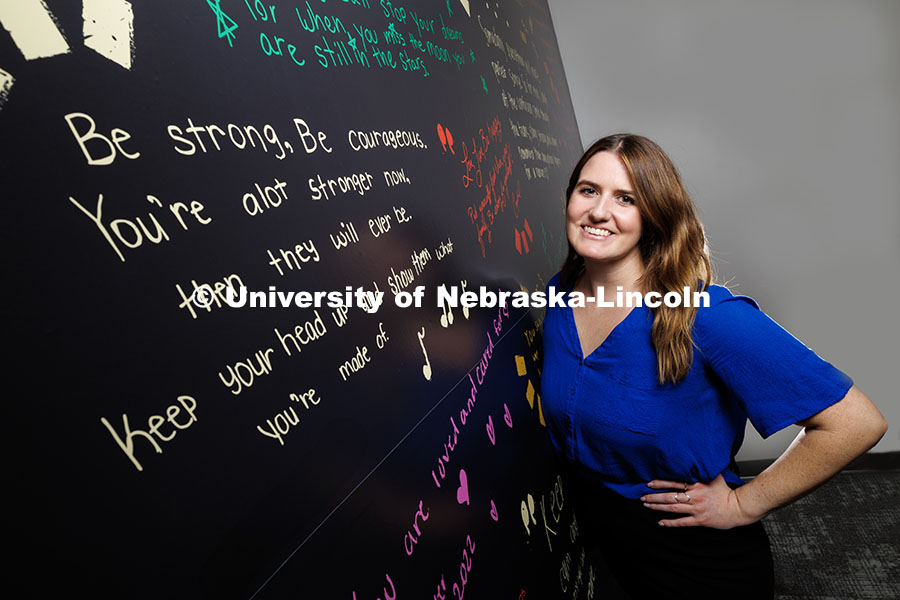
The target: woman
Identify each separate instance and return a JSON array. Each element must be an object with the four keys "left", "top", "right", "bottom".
[{"left": 541, "top": 134, "right": 887, "bottom": 598}]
